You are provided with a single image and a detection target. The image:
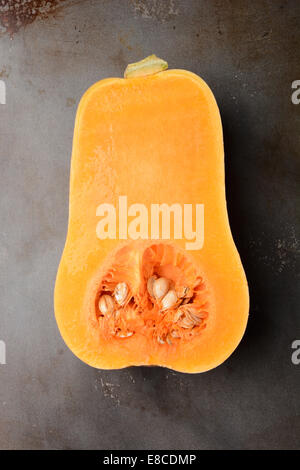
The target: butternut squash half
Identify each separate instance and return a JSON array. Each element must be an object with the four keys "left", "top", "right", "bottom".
[{"left": 54, "top": 55, "right": 249, "bottom": 373}]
